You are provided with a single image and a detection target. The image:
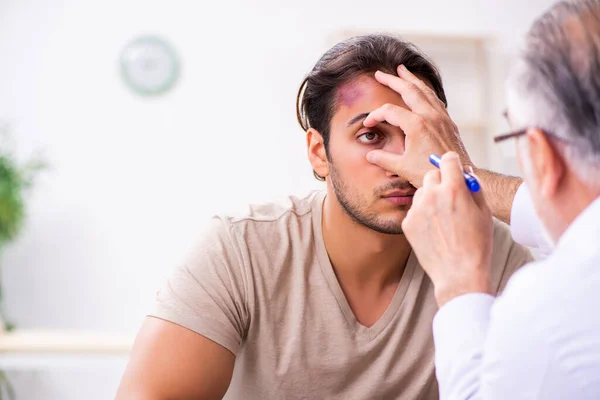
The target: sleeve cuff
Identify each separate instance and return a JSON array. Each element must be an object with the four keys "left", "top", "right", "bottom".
[
  {"left": 511, "top": 183, "right": 537, "bottom": 247},
  {"left": 433, "top": 293, "right": 495, "bottom": 362},
  {"left": 148, "top": 304, "right": 240, "bottom": 356},
  {"left": 510, "top": 183, "right": 554, "bottom": 258}
]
